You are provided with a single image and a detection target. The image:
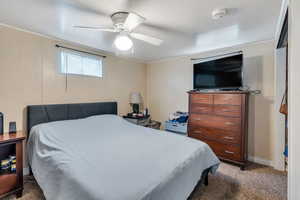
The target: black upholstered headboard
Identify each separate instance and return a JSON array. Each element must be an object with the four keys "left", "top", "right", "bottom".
[{"left": 27, "top": 102, "right": 117, "bottom": 135}]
